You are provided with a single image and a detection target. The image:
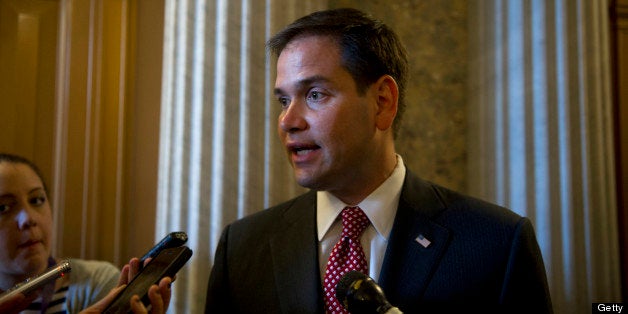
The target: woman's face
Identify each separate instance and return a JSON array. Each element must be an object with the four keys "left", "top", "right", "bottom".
[{"left": 0, "top": 162, "right": 52, "bottom": 288}]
